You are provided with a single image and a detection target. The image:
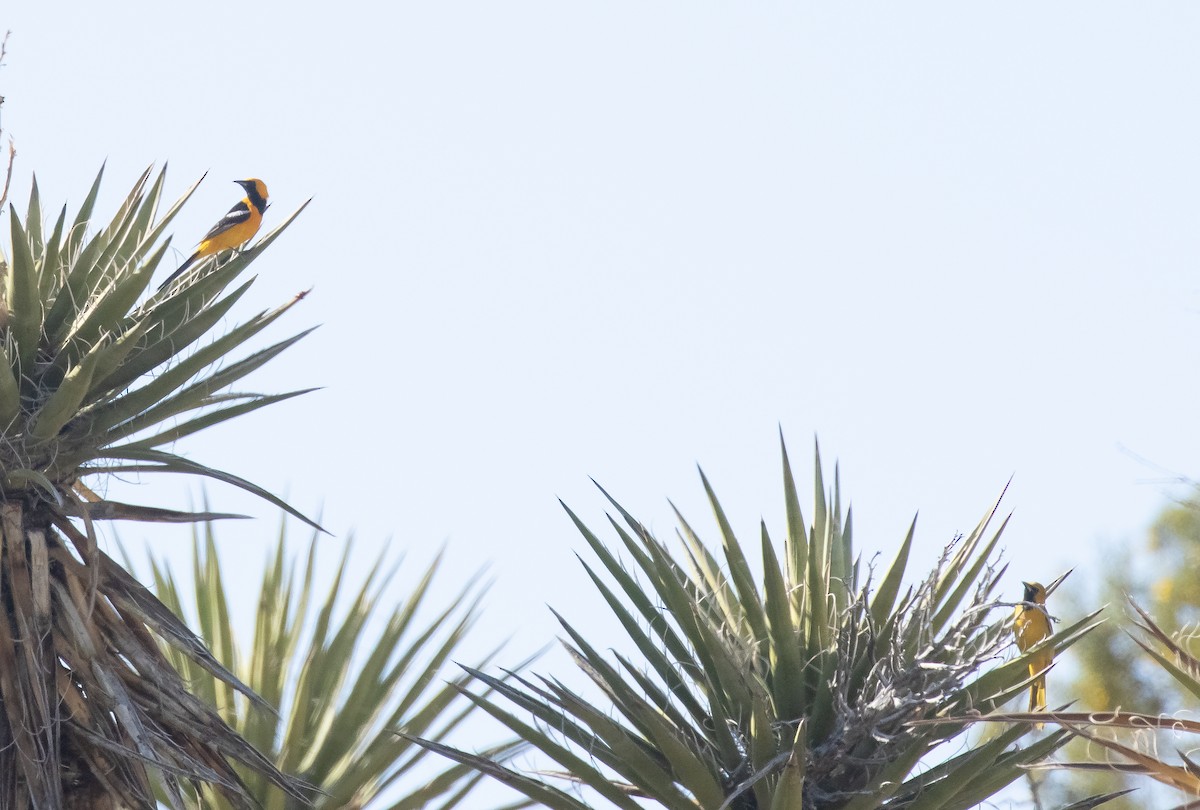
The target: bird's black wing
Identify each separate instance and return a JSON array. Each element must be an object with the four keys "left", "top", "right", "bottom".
[{"left": 201, "top": 200, "right": 252, "bottom": 241}]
